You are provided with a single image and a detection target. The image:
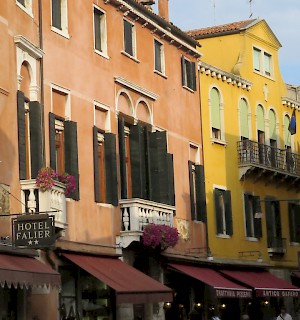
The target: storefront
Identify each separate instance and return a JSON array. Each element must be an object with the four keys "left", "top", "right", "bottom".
[
  {"left": 166, "top": 264, "right": 252, "bottom": 320},
  {"left": 59, "top": 252, "right": 173, "bottom": 320},
  {"left": 0, "top": 251, "right": 60, "bottom": 319}
]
